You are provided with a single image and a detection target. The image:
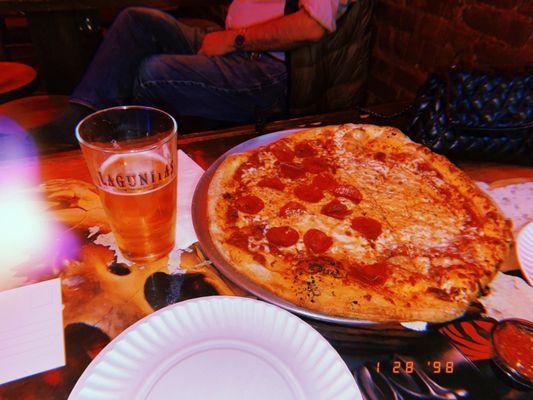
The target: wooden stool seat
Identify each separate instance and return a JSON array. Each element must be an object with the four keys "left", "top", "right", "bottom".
[
  {"left": 0, "top": 94, "right": 69, "bottom": 130},
  {"left": 0, "top": 62, "right": 38, "bottom": 103},
  {"left": 0, "top": 95, "right": 71, "bottom": 158}
]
